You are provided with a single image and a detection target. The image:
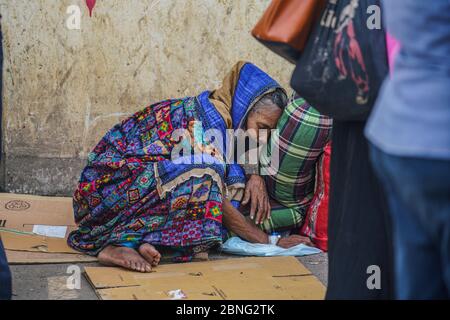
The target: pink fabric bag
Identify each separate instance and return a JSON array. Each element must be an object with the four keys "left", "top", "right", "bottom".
[{"left": 386, "top": 33, "right": 400, "bottom": 73}]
